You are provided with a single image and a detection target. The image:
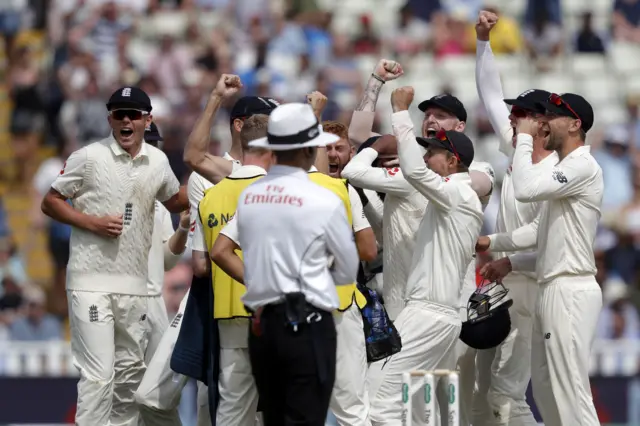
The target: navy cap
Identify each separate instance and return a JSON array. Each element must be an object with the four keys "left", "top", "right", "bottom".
[
  {"left": 106, "top": 87, "right": 152, "bottom": 112},
  {"left": 503, "top": 89, "right": 550, "bottom": 114},
  {"left": 418, "top": 94, "right": 467, "bottom": 122},
  {"left": 417, "top": 130, "right": 475, "bottom": 168},
  {"left": 144, "top": 122, "right": 163, "bottom": 143},
  {"left": 230, "top": 96, "right": 279, "bottom": 122},
  {"left": 538, "top": 93, "right": 595, "bottom": 133}
]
